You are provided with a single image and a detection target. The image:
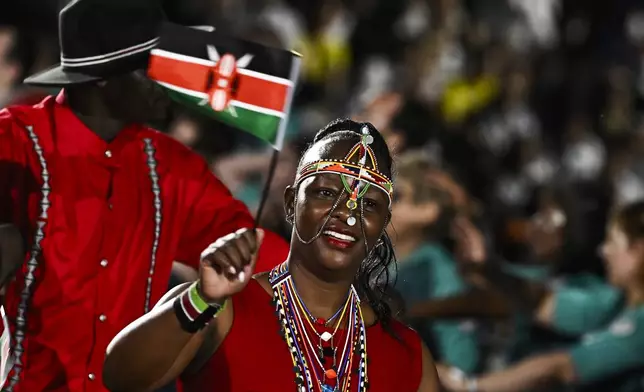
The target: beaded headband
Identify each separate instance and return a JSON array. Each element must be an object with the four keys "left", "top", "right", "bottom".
[{"left": 295, "top": 126, "right": 394, "bottom": 226}]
